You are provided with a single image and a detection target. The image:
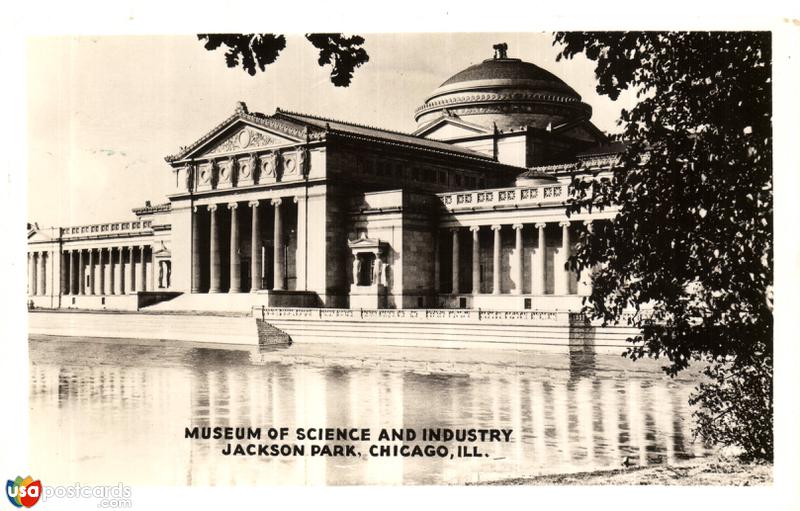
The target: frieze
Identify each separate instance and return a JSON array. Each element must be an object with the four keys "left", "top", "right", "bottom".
[
  {"left": 415, "top": 91, "right": 587, "bottom": 117},
  {"left": 259, "top": 152, "right": 280, "bottom": 182},
  {"left": 417, "top": 92, "right": 580, "bottom": 114},
  {"left": 217, "top": 159, "right": 233, "bottom": 184},
  {"left": 438, "top": 184, "right": 568, "bottom": 212},
  {"left": 184, "top": 165, "right": 194, "bottom": 192},
  {"left": 431, "top": 103, "right": 587, "bottom": 119},
  {"left": 237, "top": 155, "right": 255, "bottom": 183}
]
